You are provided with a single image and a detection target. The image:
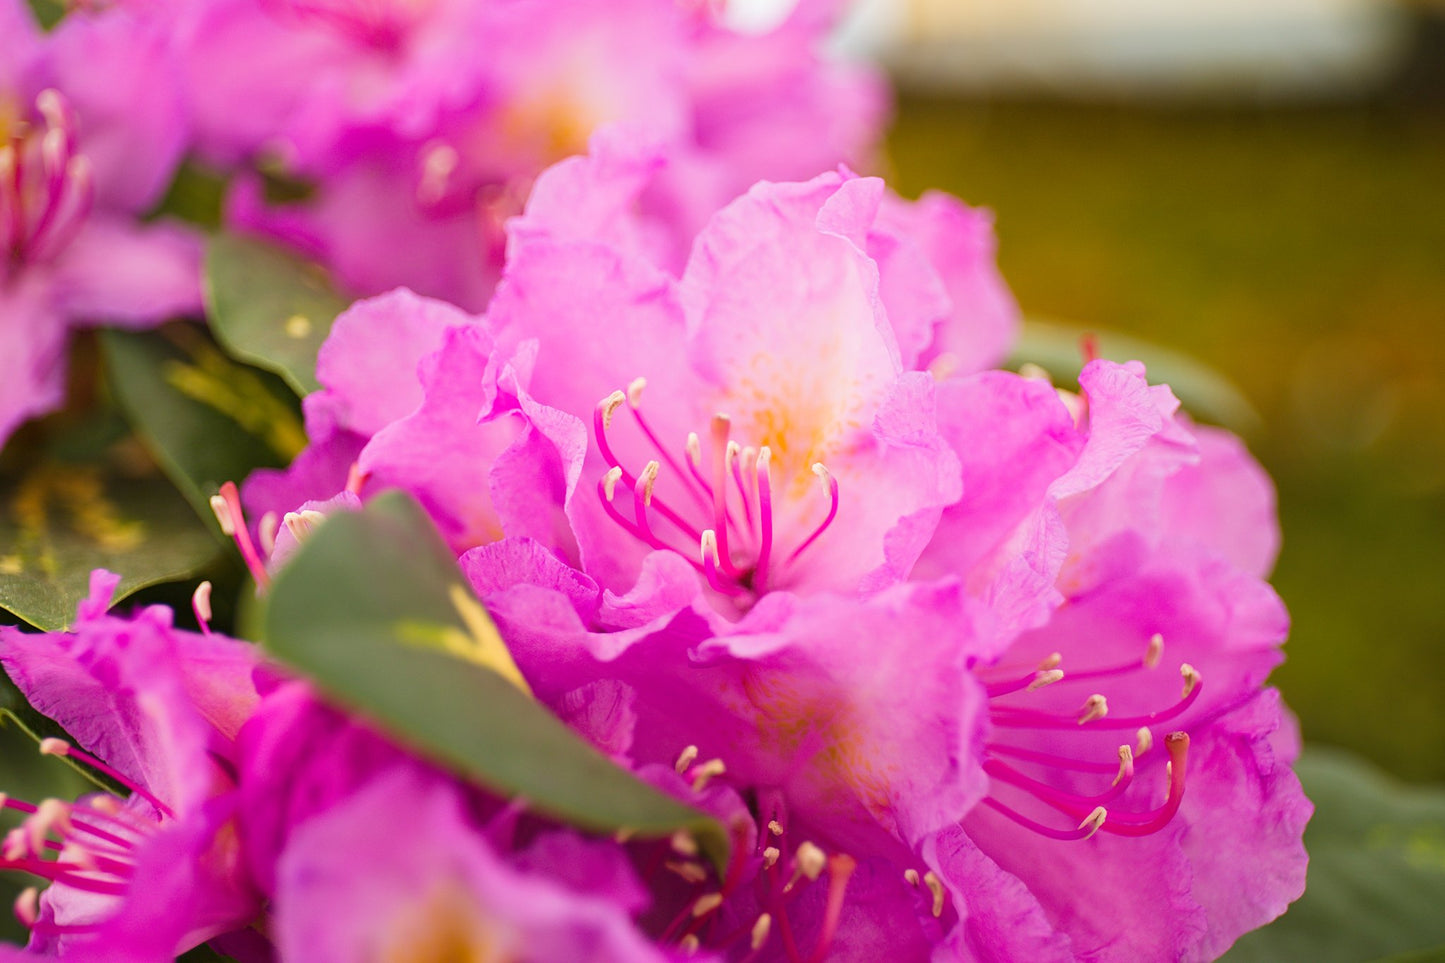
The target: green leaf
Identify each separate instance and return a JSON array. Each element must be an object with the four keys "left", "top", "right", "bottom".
[
  {"left": 0, "top": 465, "right": 217, "bottom": 631},
  {"left": 1008, "top": 317, "right": 1263, "bottom": 435},
  {"left": 1224, "top": 747, "right": 1445, "bottom": 963},
  {"left": 100, "top": 325, "right": 304, "bottom": 533},
  {"left": 203, "top": 234, "right": 350, "bottom": 397},
  {"left": 261, "top": 491, "right": 731, "bottom": 872}
]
